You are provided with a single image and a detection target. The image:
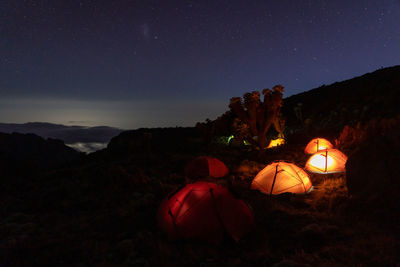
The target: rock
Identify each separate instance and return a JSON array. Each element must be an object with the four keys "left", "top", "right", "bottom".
[{"left": 346, "top": 126, "right": 400, "bottom": 212}]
